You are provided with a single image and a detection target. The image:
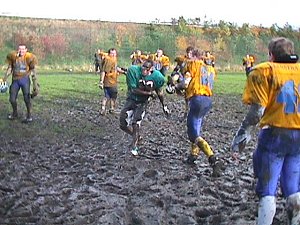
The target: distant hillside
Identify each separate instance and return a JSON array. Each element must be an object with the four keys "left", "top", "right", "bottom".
[{"left": 0, "top": 16, "right": 299, "bottom": 72}]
